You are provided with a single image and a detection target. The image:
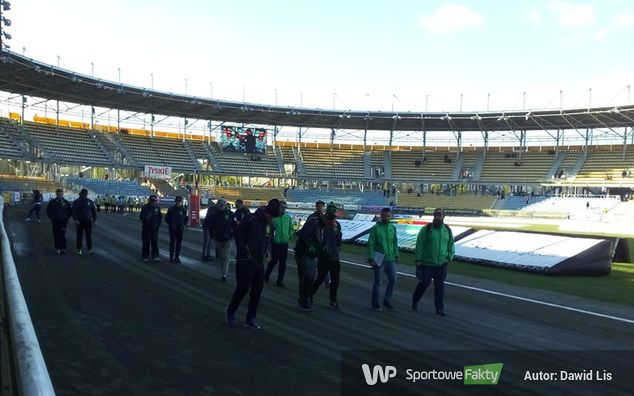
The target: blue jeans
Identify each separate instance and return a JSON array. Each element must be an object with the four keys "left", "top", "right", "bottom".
[{"left": 372, "top": 261, "right": 396, "bottom": 306}]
